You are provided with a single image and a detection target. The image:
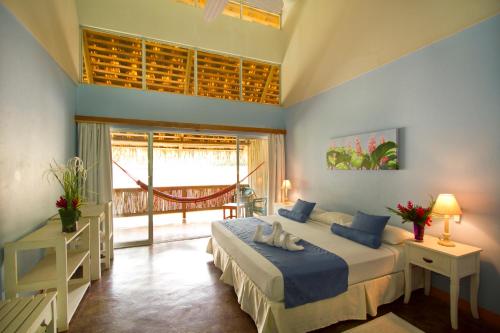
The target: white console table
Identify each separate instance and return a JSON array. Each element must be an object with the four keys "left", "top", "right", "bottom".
[
  {"left": 4, "top": 222, "right": 91, "bottom": 331},
  {"left": 49, "top": 201, "right": 113, "bottom": 281}
]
